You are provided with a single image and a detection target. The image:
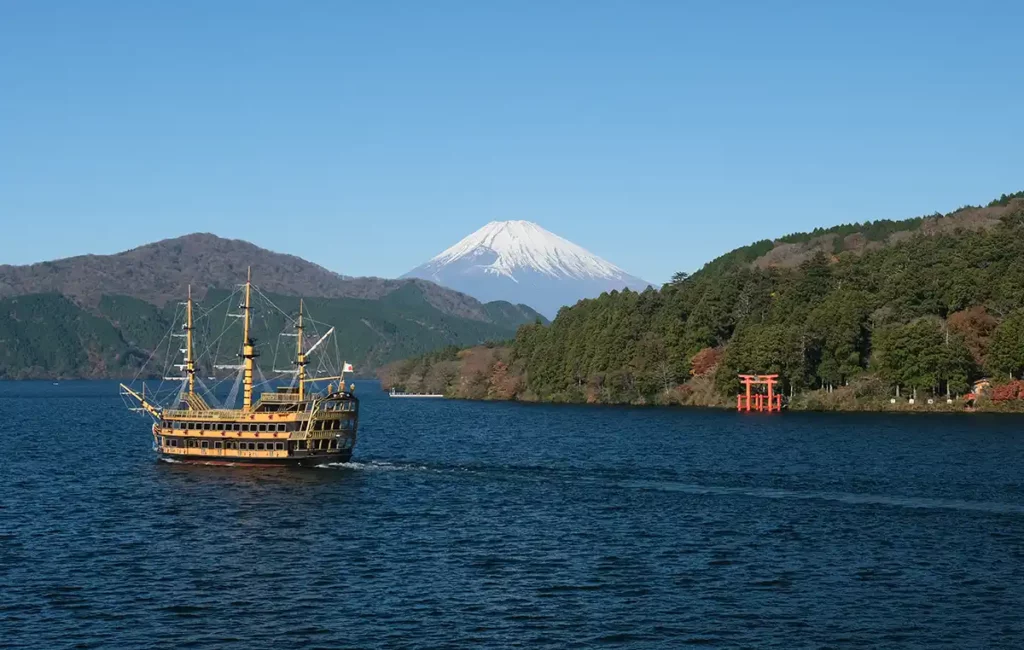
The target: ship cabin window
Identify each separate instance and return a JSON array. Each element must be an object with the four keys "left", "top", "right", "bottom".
[
  {"left": 329, "top": 440, "right": 337, "bottom": 450},
  {"left": 169, "top": 439, "right": 178, "bottom": 447},
  {"left": 225, "top": 442, "right": 235, "bottom": 450},
  {"left": 201, "top": 441, "right": 209, "bottom": 449},
  {"left": 248, "top": 442, "right": 257, "bottom": 450},
  {"left": 258, "top": 424, "right": 267, "bottom": 432},
  {"left": 214, "top": 441, "right": 222, "bottom": 449},
  {"left": 297, "top": 440, "right": 307, "bottom": 450},
  {"left": 275, "top": 442, "right": 284, "bottom": 450},
  {"left": 256, "top": 443, "right": 265, "bottom": 450},
  {"left": 186, "top": 439, "right": 197, "bottom": 448}
]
